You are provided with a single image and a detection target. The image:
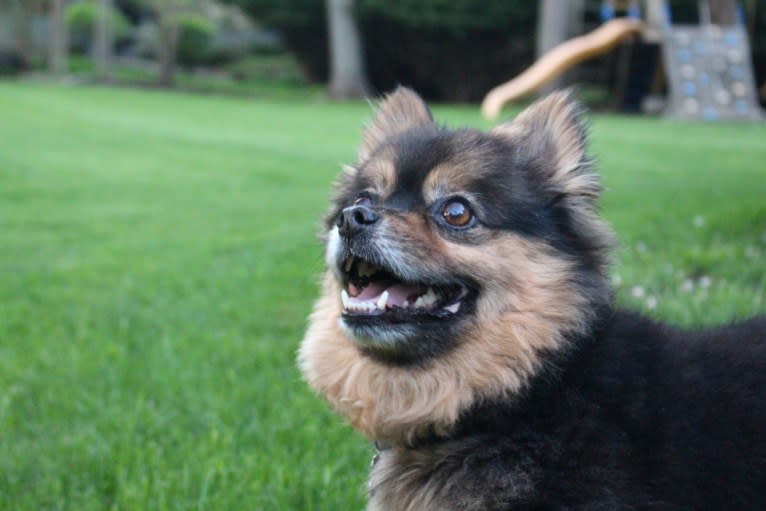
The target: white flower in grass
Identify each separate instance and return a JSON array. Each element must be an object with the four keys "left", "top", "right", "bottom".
[
  {"left": 699, "top": 276, "right": 712, "bottom": 289},
  {"left": 646, "top": 296, "right": 658, "bottom": 310},
  {"left": 631, "top": 285, "right": 645, "bottom": 299},
  {"left": 693, "top": 216, "right": 705, "bottom": 228},
  {"left": 681, "top": 279, "right": 695, "bottom": 293}
]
